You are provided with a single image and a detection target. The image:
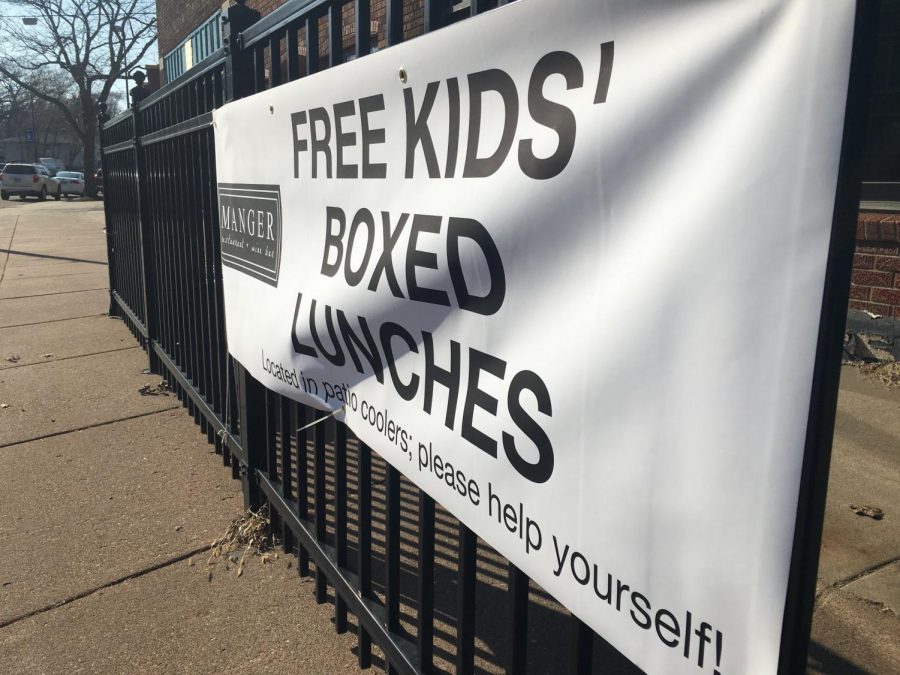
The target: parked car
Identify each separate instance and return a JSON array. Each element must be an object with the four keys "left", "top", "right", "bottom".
[
  {"left": 55, "top": 171, "right": 85, "bottom": 197},
  {"left": 94, "top": 169, "right": 103, "bottom": 197},
  {"left": 0, "top": 163, "right": 61, "bottom": 201}
]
